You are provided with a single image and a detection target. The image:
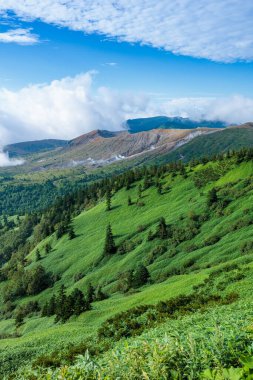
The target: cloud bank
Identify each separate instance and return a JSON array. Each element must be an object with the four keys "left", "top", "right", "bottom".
[
  {"left": 0, "top": 72, "right": 152, "bottom": 144},
  {"left": 1, "top": 0, "right": 253, "bottom": 62},
  {"left": 0, "top": 72, "right": 253, "bottom": 147},
  {"left": 160, "top": 96, "right": 253, "bottom": 125}
]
